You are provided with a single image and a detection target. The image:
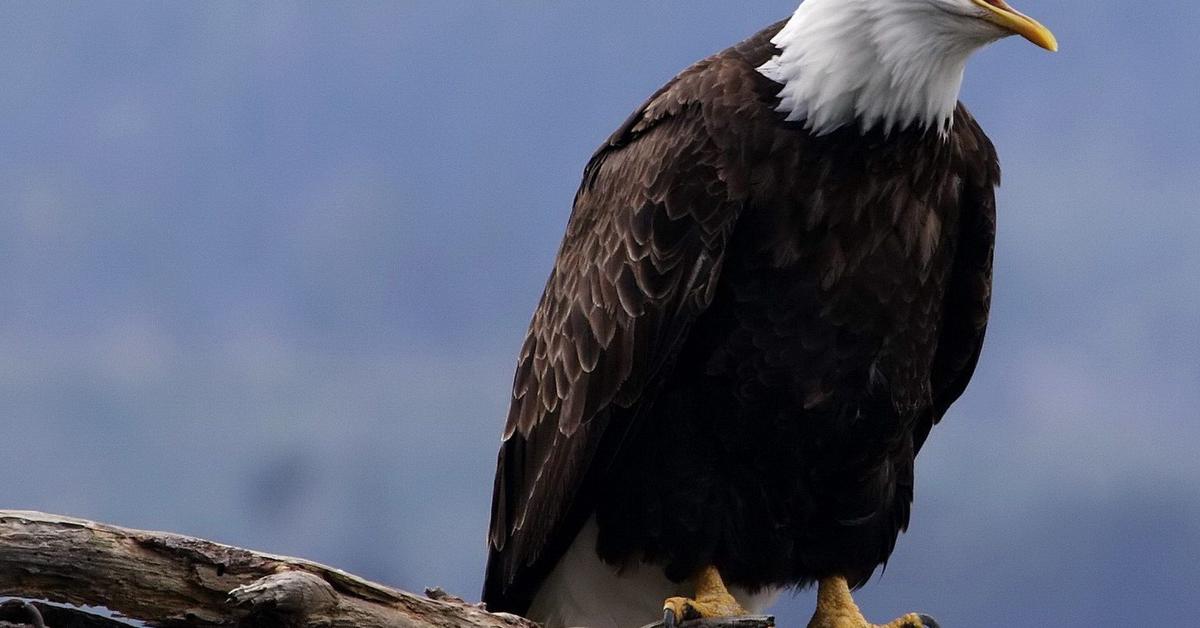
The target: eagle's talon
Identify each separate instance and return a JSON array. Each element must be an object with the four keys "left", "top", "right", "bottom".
[
  {"left": 916, "top": 613, "right": 940, "bottom": 628},
  {"left": 808, "top": 578, "right": 937, "bottom": 628},
  {"left": 883, "top": 611, "right": 939, "bottom": 628},
  {"left": 660, "top": 565, "right": 748, "bottom": 626},
  {"left": 663, "top": 597, "right": 704, "bottom": 626}
]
